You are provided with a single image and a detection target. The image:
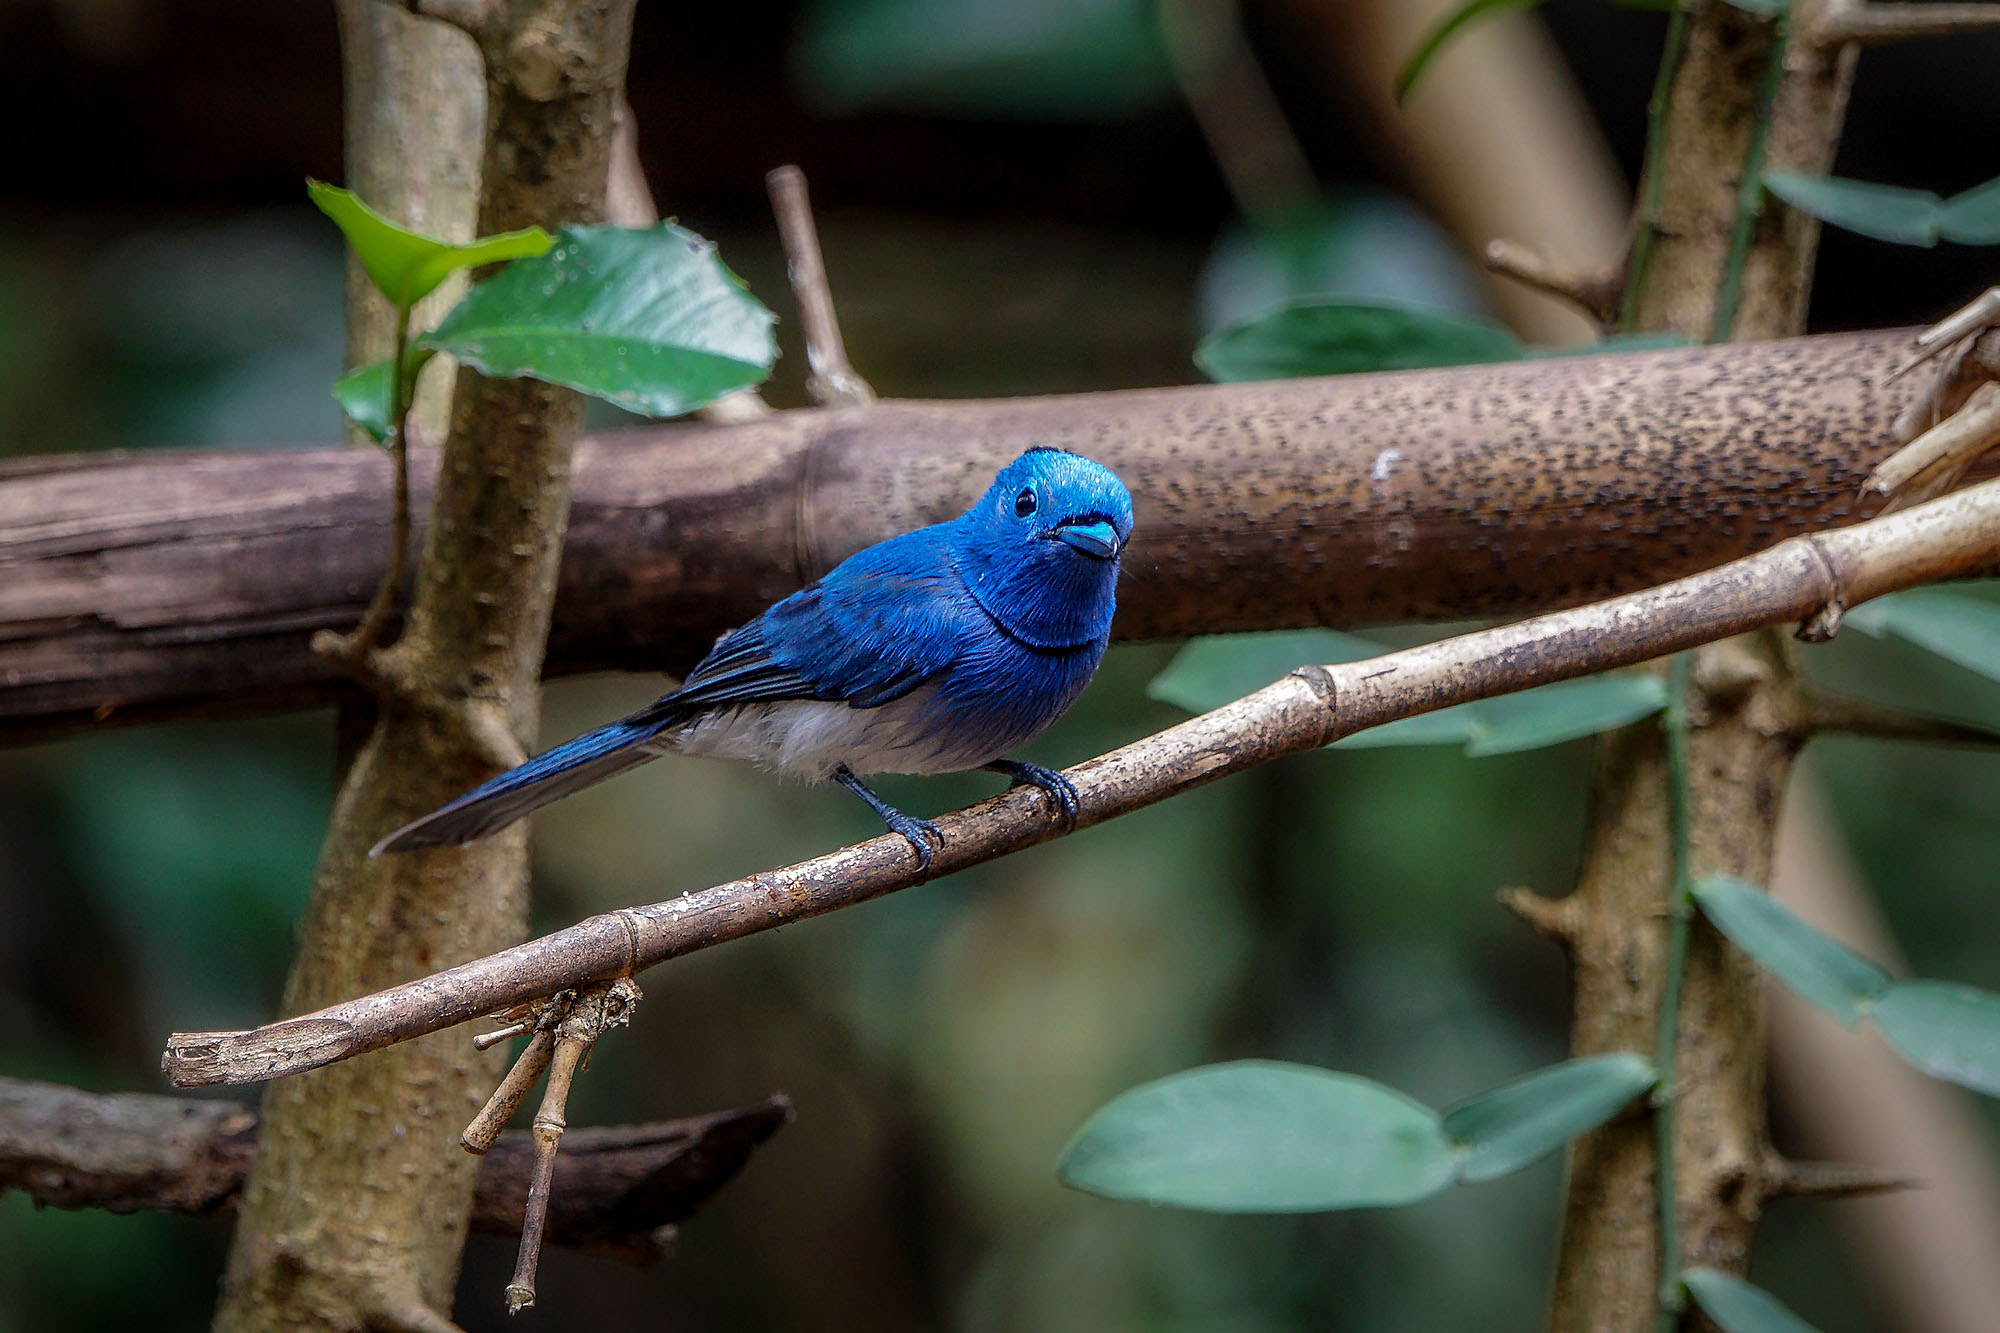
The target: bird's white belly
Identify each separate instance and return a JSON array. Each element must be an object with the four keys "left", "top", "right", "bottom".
[{"left": 659, "top": 688, "right": 1002, "bottom": 779}]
